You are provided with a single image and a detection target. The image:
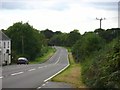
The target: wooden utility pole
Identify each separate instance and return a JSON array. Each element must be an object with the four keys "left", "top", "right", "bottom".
[{"left": 22, "top": 35, "right": 24, "bottom": 54}]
